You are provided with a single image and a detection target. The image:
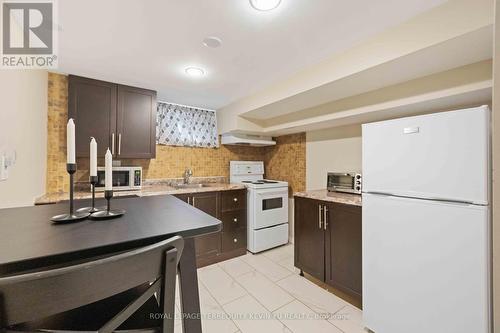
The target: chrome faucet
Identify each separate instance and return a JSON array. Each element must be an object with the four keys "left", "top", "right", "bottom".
[{"left": 183, "top": 168, "right": 193, "bottom": 184}]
